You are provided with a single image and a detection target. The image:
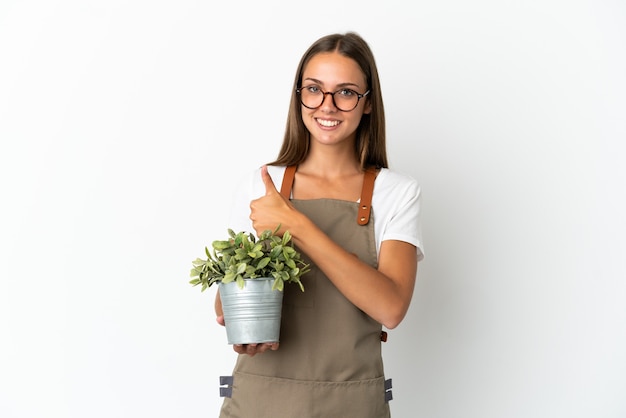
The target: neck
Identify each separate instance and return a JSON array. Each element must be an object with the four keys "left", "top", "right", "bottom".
[
  {"left": 298, "top": 155, "right": 361, "bottom": 178},
  {"left": 299, "top": 140, "right": 361, "bottom": 177}
]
